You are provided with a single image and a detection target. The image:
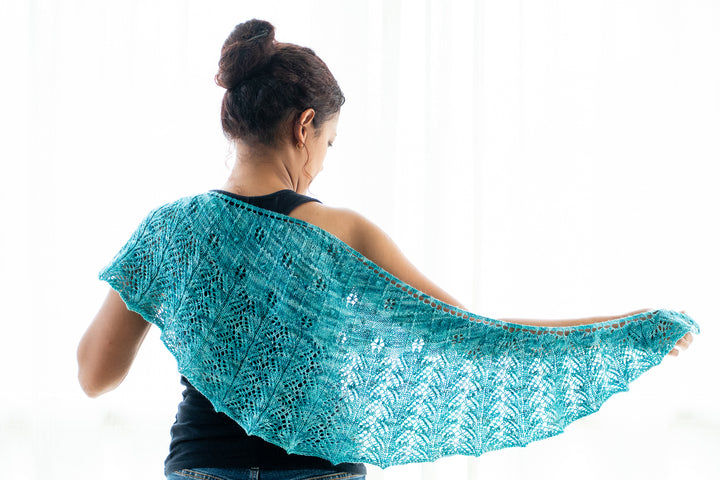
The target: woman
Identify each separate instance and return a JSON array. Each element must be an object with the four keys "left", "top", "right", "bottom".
[{"left": 77, "top": 19, "right": 693, "bottom": 480}]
